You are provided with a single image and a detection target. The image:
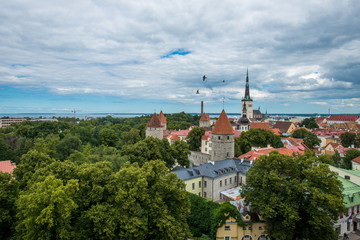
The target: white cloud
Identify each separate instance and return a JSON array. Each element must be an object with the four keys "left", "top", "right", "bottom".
[{"left": 0, "top": 0, "right": 359, "bottom": 113}]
